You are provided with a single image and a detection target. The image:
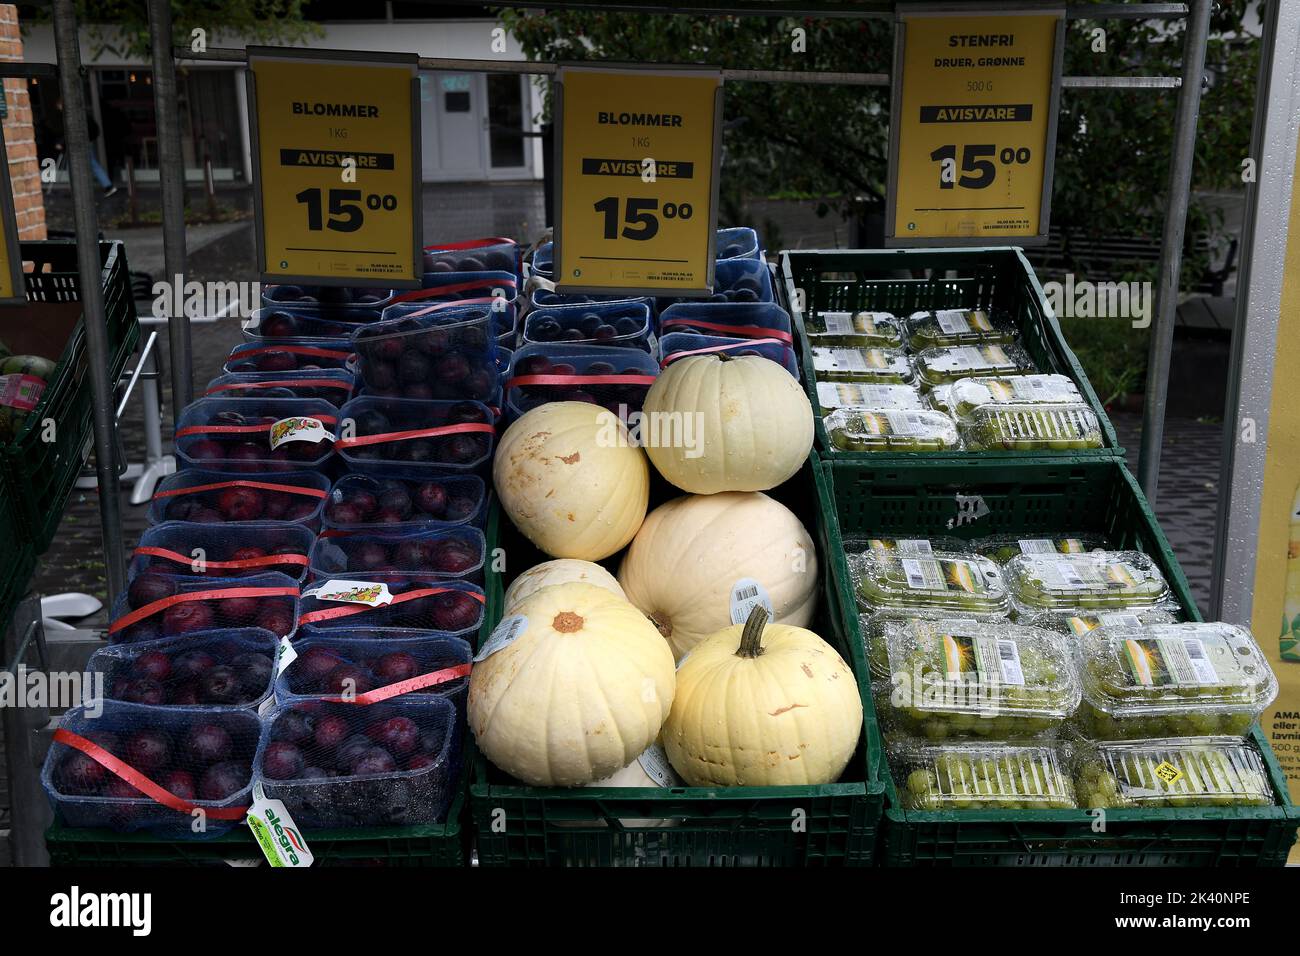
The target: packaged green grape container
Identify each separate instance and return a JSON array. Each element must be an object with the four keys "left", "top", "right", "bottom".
[
  {"left": 891, "top": 741, "right": 1076, "bottom": 811},
  {"left": 1075, "top": 737, "right": 1275, "bottom": 809}
]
